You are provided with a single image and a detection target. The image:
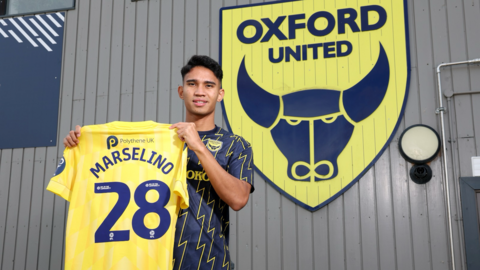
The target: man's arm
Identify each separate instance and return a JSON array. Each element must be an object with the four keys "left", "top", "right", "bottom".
[{"left": 170, "top": 122, "right": 251, "bottom": 211}]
